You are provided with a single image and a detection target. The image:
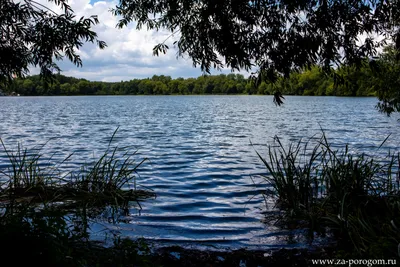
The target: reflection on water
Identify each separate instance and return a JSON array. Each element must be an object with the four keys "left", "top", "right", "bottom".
[{"left": 0, "top": 95, "right": 398, "bottom": 249}]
